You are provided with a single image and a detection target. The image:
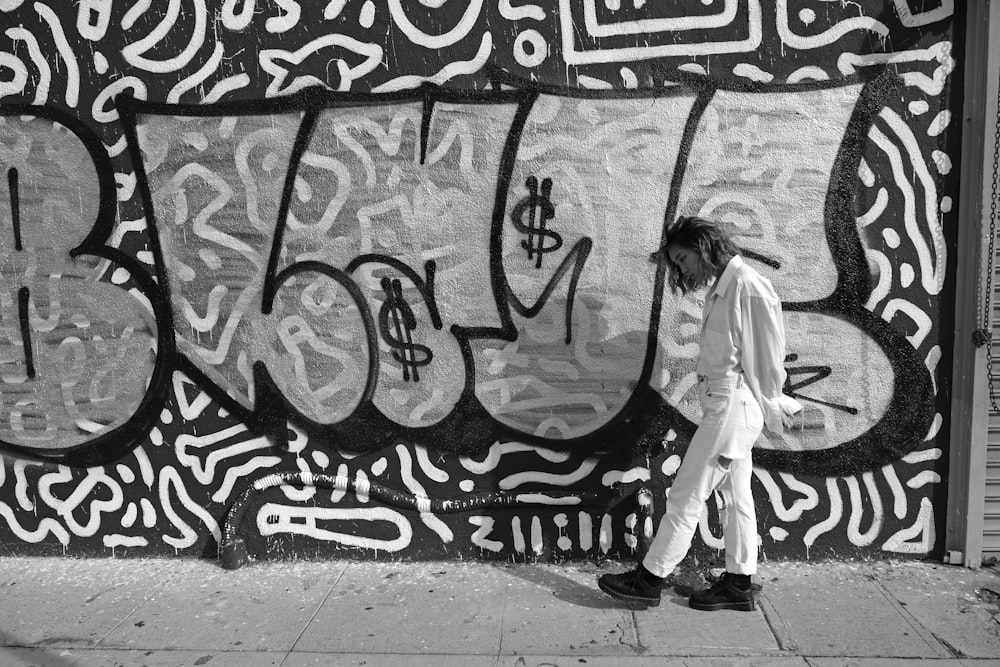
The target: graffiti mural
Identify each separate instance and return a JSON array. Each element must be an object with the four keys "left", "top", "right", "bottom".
[{"left": 0, "top": 1, "right": 958, "bottom": 563}]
